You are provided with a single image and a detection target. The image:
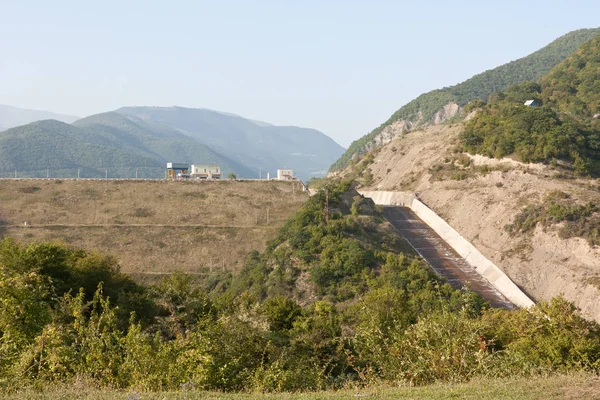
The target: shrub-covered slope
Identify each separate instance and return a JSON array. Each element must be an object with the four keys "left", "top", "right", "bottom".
[
  {"left": 3, "top": 180, "right": 600, "bottom": 393},
  {"left": 330, "top": 28, "right": 600, "bottom": 172},
  {"left": 462, "top": 34, "right": 600, "bottom": 175}
]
